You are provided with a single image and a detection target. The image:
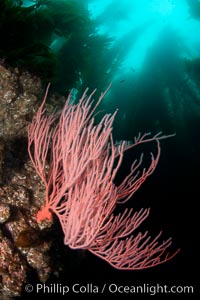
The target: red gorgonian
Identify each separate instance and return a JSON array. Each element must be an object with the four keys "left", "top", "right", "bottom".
[{"left": 28, "top": 84, "right": 179, "bottom": 270}]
